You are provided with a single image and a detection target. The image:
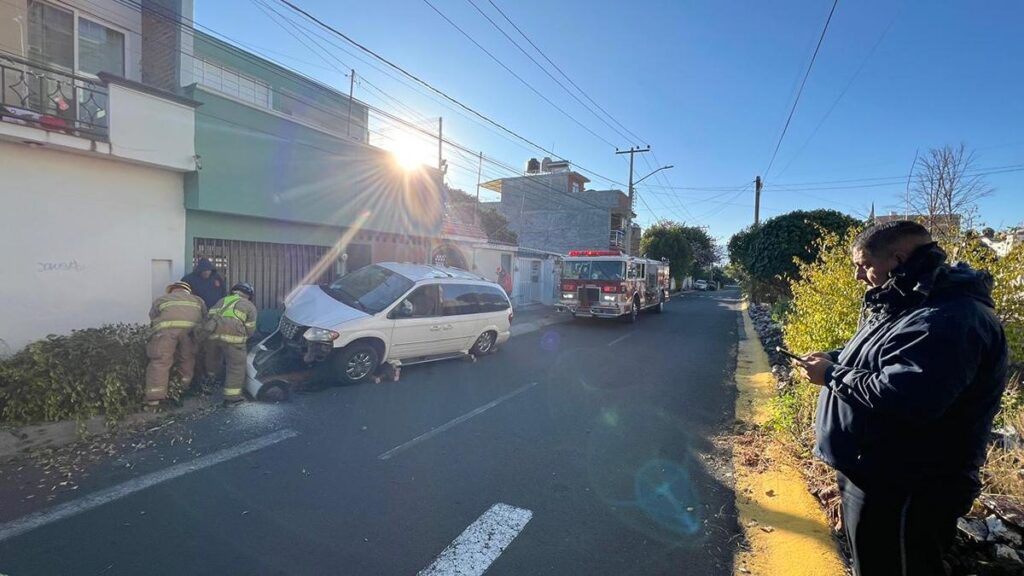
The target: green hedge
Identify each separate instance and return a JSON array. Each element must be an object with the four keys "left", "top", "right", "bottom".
[{"left": 0, "top": 324, "right": 188, "bottom": 424}]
